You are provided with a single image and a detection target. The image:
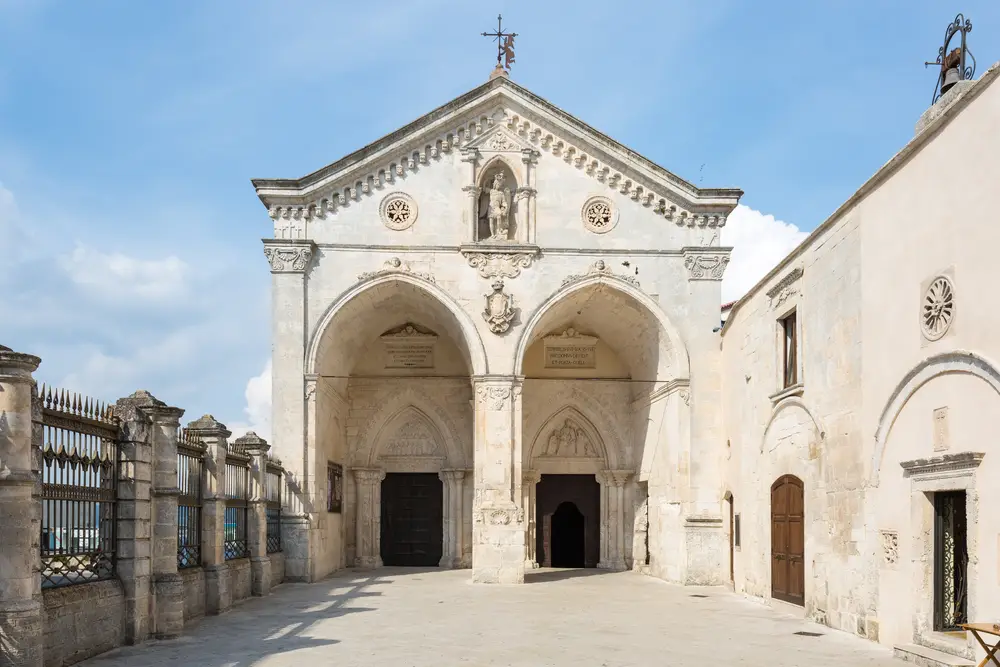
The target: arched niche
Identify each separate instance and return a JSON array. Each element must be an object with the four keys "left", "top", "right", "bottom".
[
  {"left": 476, "top": 156, "right": 519, "bottom": 242},
  {"left": 528, "top": 406, "right": 610, "bottom": 475}
]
